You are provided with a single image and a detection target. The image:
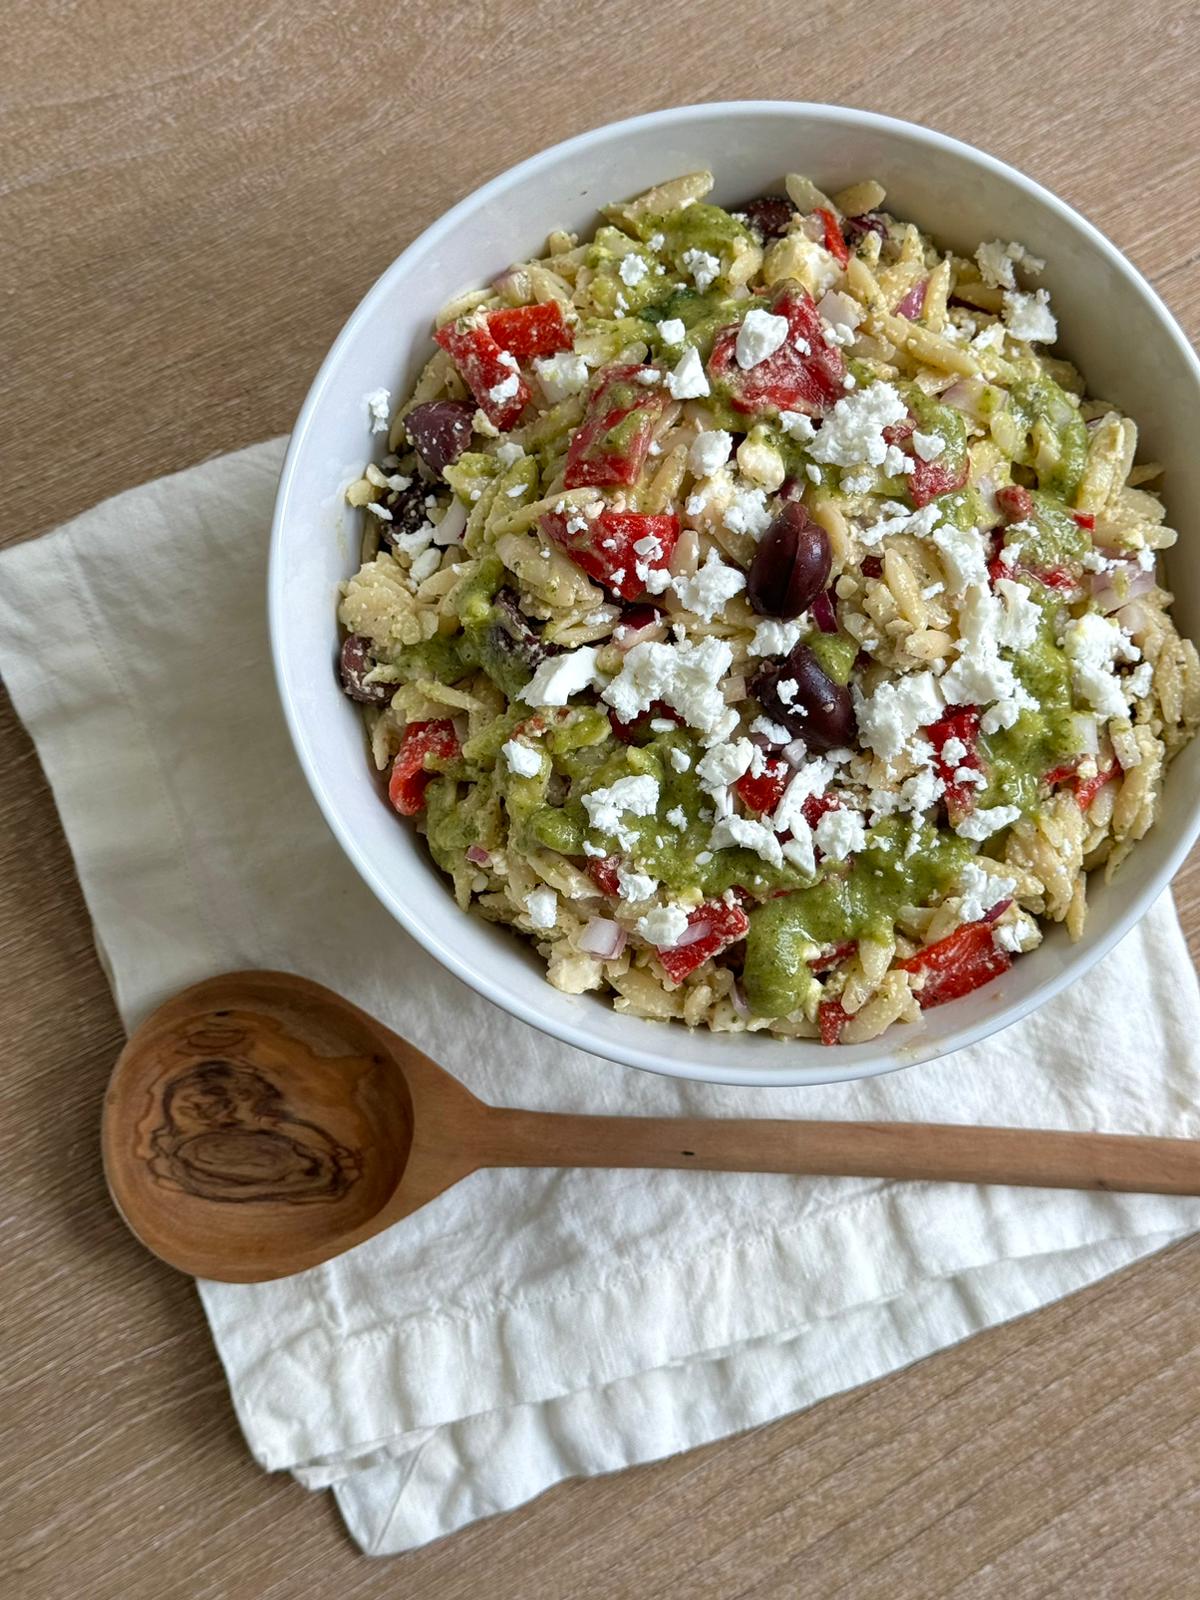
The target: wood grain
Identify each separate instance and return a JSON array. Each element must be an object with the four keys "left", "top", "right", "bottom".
[{"left": 2, "top": 0, "right": 1198, "bottom": 1593}]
